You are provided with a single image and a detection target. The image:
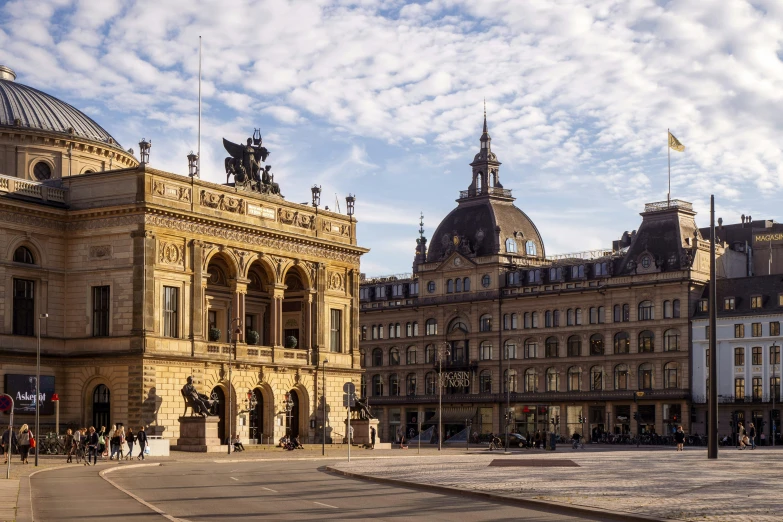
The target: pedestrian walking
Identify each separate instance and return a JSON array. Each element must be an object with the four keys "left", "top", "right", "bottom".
[
  {"left": 760, "top": 432, "right": 766, "bottom": 446},
  {"left": 18, "top": 424, "right": 32, "bottom": 464},
  {"left": 2, "top": 426, "right": 18, "bottom": 464},
  {"left": 87, "top": 426, "right": 98, "bottom": 466},
  {"left": 136, "top": 426, "right": 148, "bottom": 460},
  {"left": 126, "top": 428, "right": 135, "bottom": 460},
  {"left": 98, "top": 425, "right": 107, "bottom": 458},
  {"left": 110, "top": 426, "right": 121, "bottom": 460},
  {"left": 748, "top": 423, "right": 757, "bottom": 450},
  {"left": 738, "top": 422, "right": 746, "bottom": 449},
  {"left": 370, "top": 426, "right": 376, "bottom": 450},
  {"left": 674, "top": 426, "right": 686, "bottom": 451},
  {"left": 64, "top": 429, "right": 75, "bottom": 463}
]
